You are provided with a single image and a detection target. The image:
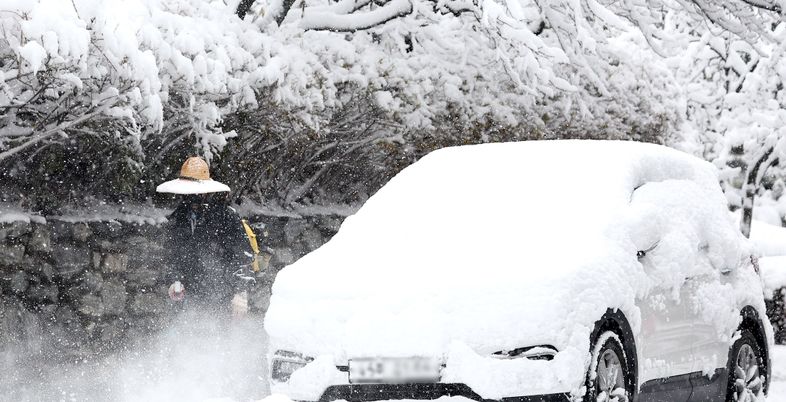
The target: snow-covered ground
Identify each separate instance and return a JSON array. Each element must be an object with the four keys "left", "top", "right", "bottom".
[
  {"left": 2, "top": 310, "right": 268, "bottom": 402},
  {"left": 770, "top": 346, "right": 786, "bottom": 401},
  {"left": 9, "top": 329, "right": 786, "bottom": 401}
]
